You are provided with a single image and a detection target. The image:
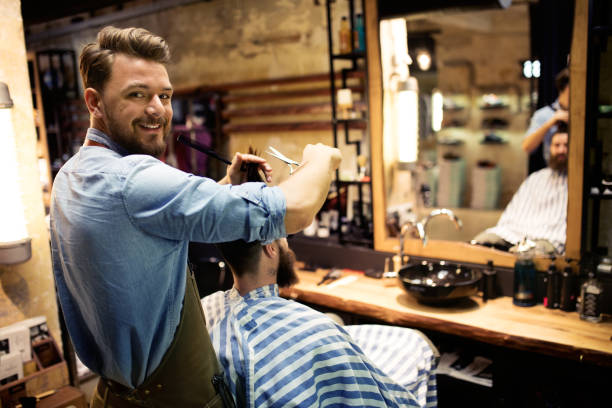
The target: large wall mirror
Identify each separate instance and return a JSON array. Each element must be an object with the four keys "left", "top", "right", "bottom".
[{"left": 366, "top": 0, "right": 582, "bottom": 268}]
